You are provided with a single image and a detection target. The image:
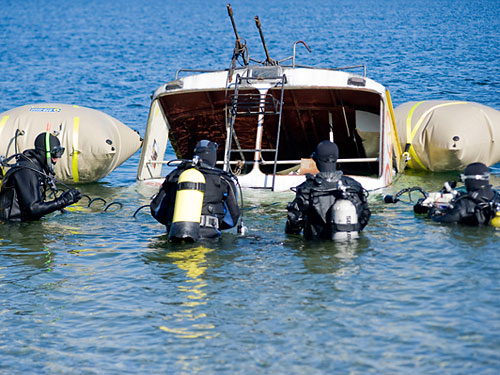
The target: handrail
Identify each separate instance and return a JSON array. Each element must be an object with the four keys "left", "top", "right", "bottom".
[
  {"left": 147, "top": 157, "right": 379, "bottom": 166},
  {"left": 175, "top": 68, "right": 227, "bottom": 80},
  {"left": 173, "top": 64, "right": 366, "bottom": 81}
]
